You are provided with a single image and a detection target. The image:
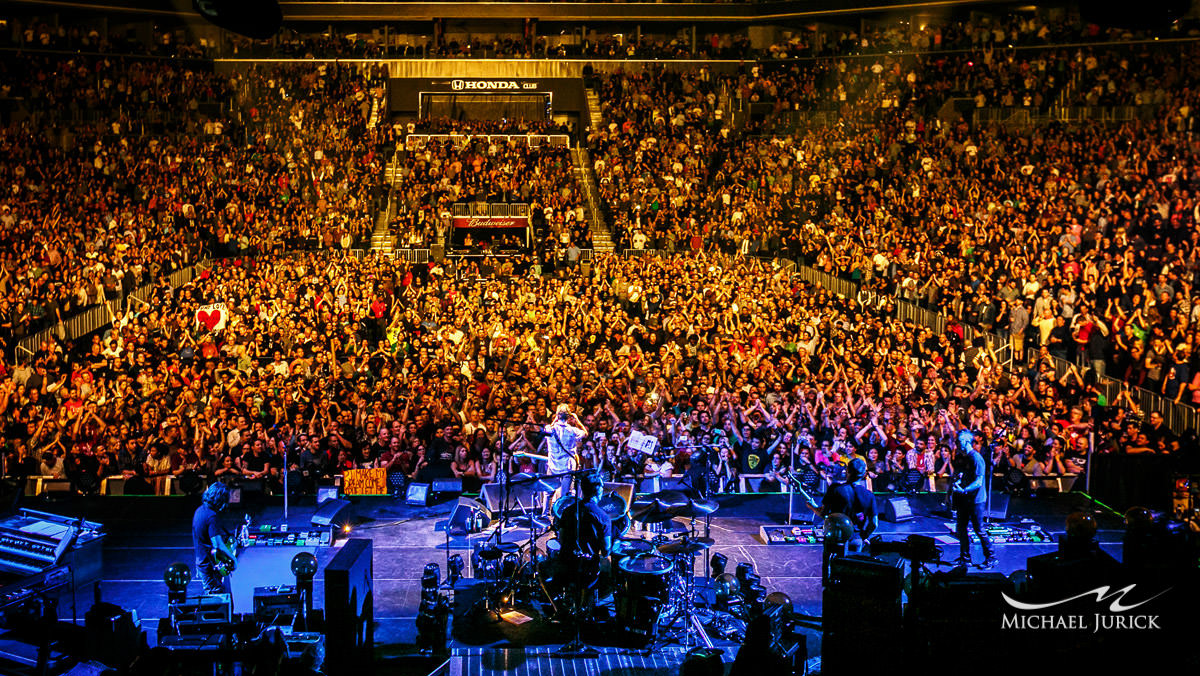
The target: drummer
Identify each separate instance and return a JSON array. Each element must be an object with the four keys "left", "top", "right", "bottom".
[{"left": 556, "top": 470, "right": 613, "bottom": 594}]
